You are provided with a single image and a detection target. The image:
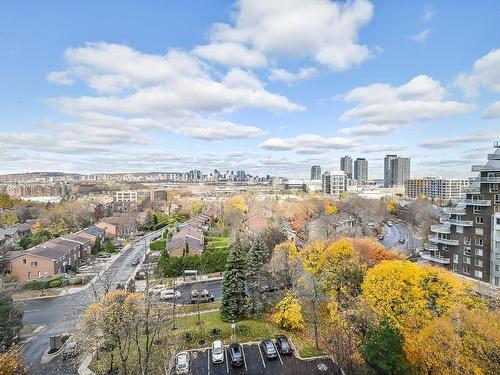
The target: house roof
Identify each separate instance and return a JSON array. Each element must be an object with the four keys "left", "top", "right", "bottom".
[{"left": 83, "top": 226, "right": 105, "bottom": 237}]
